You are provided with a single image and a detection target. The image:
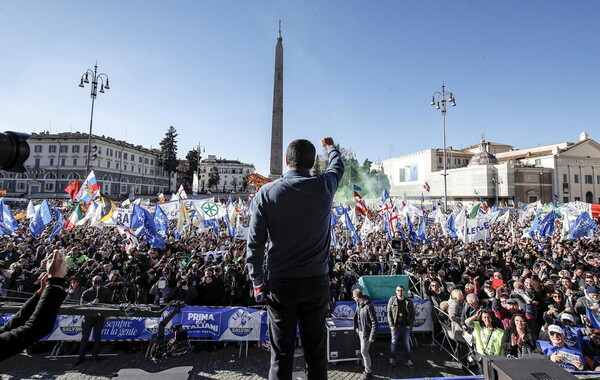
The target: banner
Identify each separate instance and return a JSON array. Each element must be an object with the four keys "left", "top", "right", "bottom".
[
  {"left": 331, "top": 299, "right": 433, "bottom": 333},
  {"left": 462, "top": 217, "right": 490, "bottom": 243}
]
